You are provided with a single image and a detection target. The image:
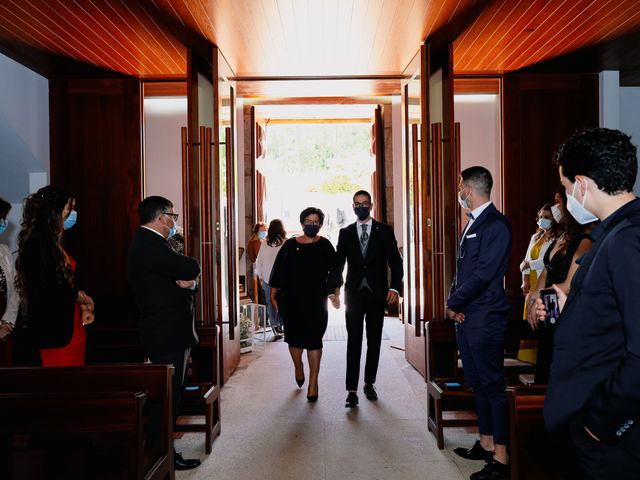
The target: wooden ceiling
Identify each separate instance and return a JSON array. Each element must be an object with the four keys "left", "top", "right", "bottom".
[
  {"left": 453, "top": 0, "right": 640, "bottom": 75},
  {"left": 1, "top": 0, "right": 640, "bottom": 91}
]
